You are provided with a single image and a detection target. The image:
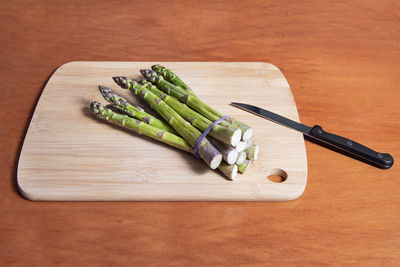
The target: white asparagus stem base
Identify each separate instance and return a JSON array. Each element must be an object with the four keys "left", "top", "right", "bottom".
[
  {"left": 236, "top": 151, "right": 246, "bottom": 165},
  {"left": 210, "top": 138, "right": 239, "bottom": 164},
  {"left": 242, "top": 128, "right": 253, "bottom": 141}
]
